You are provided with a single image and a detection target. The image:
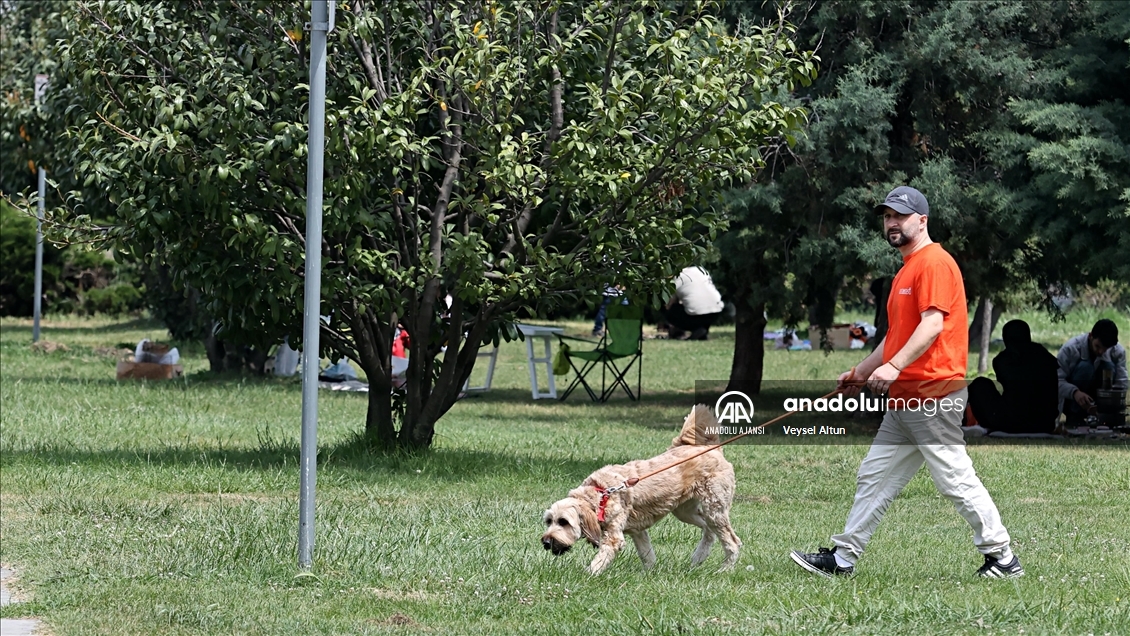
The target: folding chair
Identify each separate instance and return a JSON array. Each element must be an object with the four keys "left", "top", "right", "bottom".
[{"left": 557, "top": 303, "right": 643, "bottom": 402}]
